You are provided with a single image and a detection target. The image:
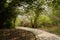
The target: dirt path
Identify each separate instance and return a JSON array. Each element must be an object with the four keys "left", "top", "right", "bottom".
[{"left": 16, "top": 27, "right": 60, "bottom": 40}]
